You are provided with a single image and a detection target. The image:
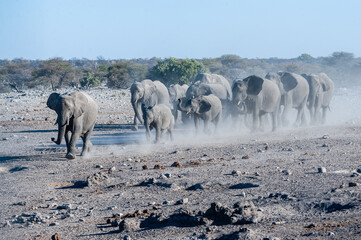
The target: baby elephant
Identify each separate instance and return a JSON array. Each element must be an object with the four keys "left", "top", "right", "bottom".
[
  {"left": 47, "top": 91, "right": 98, "bottom": 159},
  {"left": 142, "top": 104, "right": 175, "bottom": 143}
]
